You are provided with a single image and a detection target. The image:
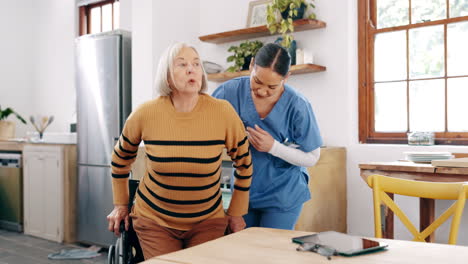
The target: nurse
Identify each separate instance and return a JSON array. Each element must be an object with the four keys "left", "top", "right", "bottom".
[{"left": 212, "top": 43, "right": 322, "bottom": 230}]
